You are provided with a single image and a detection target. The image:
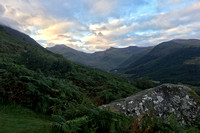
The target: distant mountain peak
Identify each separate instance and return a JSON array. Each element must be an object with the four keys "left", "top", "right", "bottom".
[
  {"left": 53, "top": 44, "right": 69, "bottom": 48},
  {"left": 106, "top": 47, "right": 116, "bottom": 51},
  {"left": 48, "top": 44, "right": 150, "bottom": 71}
]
